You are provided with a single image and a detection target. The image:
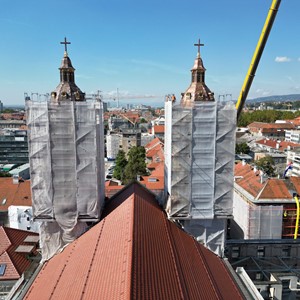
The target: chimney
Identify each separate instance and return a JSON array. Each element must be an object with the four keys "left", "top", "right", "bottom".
[
  {"left": 276, "top": 142, "right": 280, "bottom": 150},
  {"left": 12, "top": 174, "right": 19, "bottom": 184},
  {"left": 253, "top": 166, "right": 257, "bottom": 173},
  {"left": 242, "top": 159, "right": 246, "bottom": 166},
  {"left": 260, "top": 170, "right": 264, "bottom": 183},
  {"left": 260, "top": 173, "right": 267, "bottom": 184}
]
